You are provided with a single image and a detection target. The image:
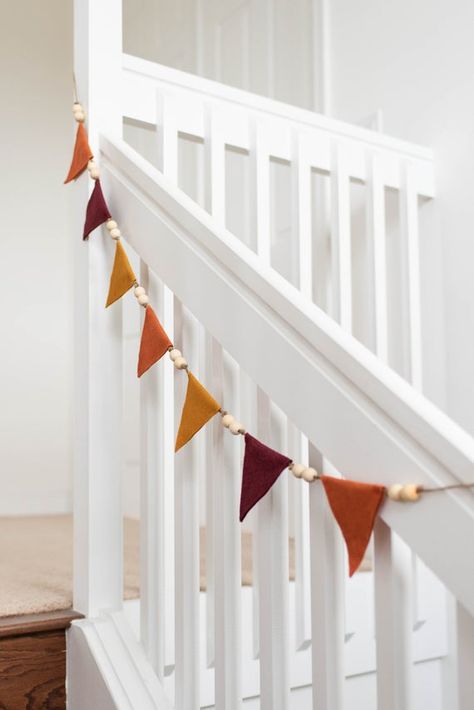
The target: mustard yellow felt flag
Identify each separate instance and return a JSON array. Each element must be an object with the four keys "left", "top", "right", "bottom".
[
  {"left": 106, "top": 241, "right": 136, "bottom": 307},
  {"left": 175, "top": 371, "right": 221, "bottom": 452}
]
